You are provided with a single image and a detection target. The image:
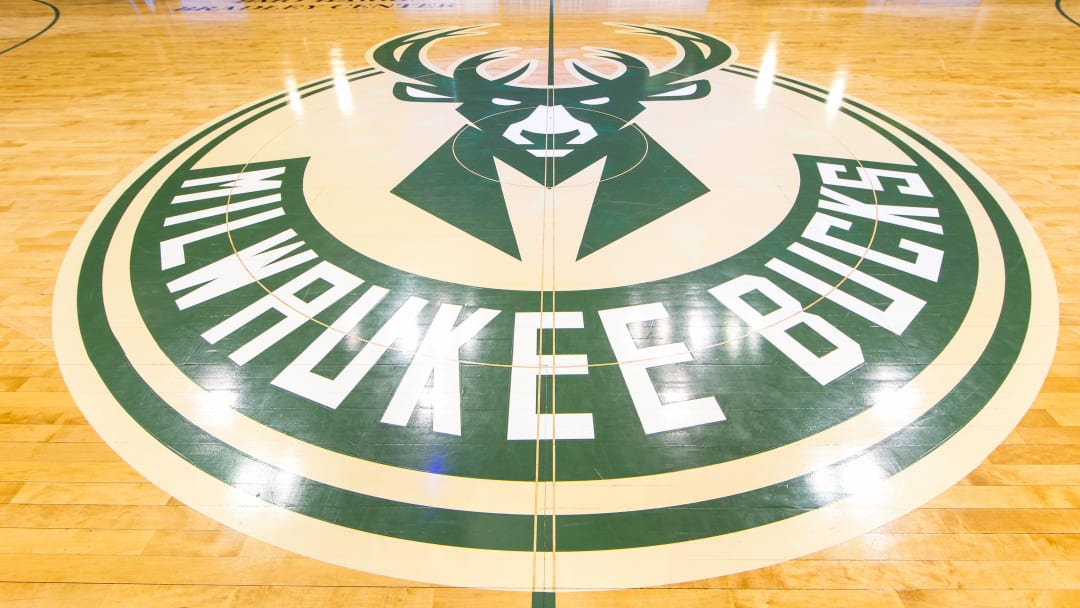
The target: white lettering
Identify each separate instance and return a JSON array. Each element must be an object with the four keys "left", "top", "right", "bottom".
[
  {"left": 802, "top": 213, "right": 943, "bottom": 281},
  {"left": 159, "top": 208, "right": 284, "bottom": 270},
  {"left": 817, "top": 163, "right": 932, "bottom": 197},
  {"left": 381, "top": 305, "right": 500, "bottom": 435},
  {"left": 271, "top": 293, "right": 427, "bottom": 409},
  {"left": 766, "top": 243, "right": 926, "bottom": 335},
  {"left": 507, "top": 312, "right": 594, "bottom": 440},
  {"left": 599, "top": 303, "right": 725, "bottom": 434},
  {"left": 167, "top": 230, "right": 317, "bottom": 310},
  {"left": 201, "top": 261, "right": 362, "bottom": 365},
  {"left": 171, "top": 167, "right": 286, "bottom": 204},
  {"left": 818, "top": 187, "right": 942, "bottom": 235},
  {"left": 709, "top": 275, "right": 863, "bottom": 385},
  {"left": 164, "top": 193, "right": 282, "bottom": 227}
]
